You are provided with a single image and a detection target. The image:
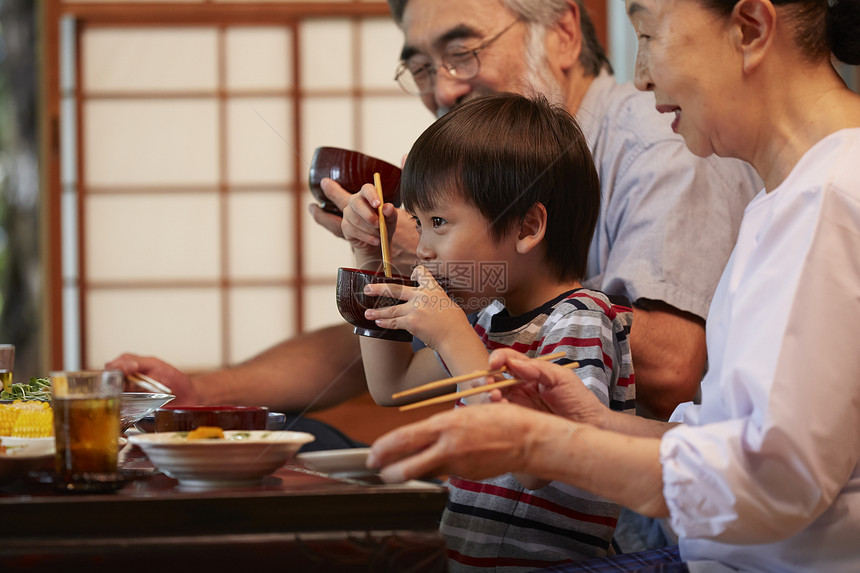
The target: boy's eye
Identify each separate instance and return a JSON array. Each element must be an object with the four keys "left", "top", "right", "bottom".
[
  {"left": 431, "top": 217, "right": 446, "bottom": 228},
  {"left": 411, "top": 215, "right": 422, "bottom": 230}
]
